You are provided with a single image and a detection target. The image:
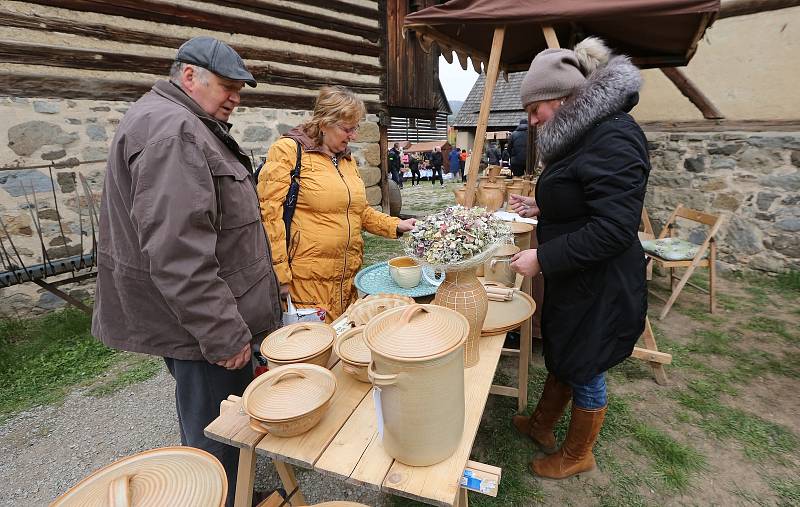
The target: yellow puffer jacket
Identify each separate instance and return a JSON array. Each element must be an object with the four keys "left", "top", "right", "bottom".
[{"left": 258, "top": 129, "right": 400, "bottom": 321}]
